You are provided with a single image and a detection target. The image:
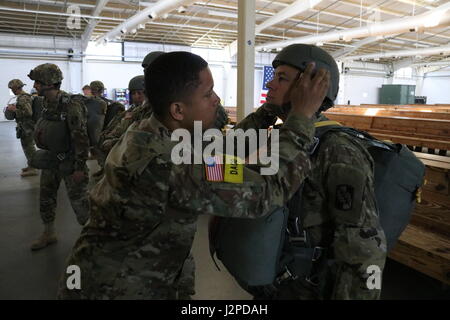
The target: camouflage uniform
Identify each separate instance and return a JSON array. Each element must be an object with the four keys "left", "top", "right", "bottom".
[
  {"left": 57, "top": 113, "right": 315, "bottom": 300},
  {"left": 37, "top": 91, "right": 91, "bottom": 226},
  {"left": 238, "top": 108, "right": 387, "bottom": 300},
  {"left": 89, "top": 80, "right": 125, "bottom": 130},
  {"left": 99, "top": 101, "right": 152, "bottom": 161},
  {"left": 15, "top": 92, "right": 37, "bottom": 164},
  {"left": 97, "top": 102, "right": 228, "bottom": 169}
]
